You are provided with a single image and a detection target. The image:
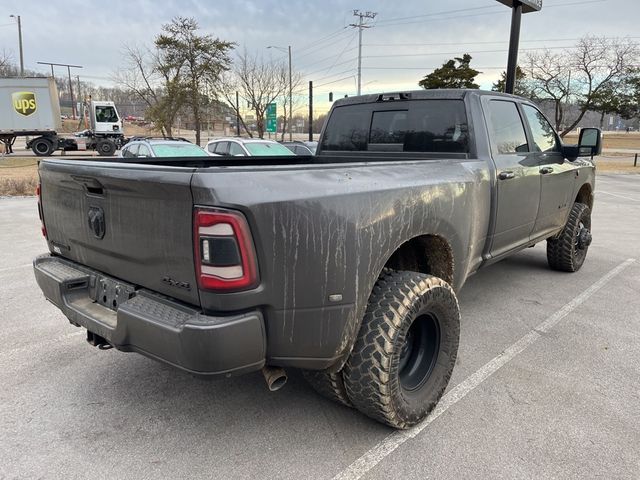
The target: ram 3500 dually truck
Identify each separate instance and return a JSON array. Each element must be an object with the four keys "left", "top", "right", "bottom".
[{"left": 33, "top": 90, "right": 601, "bottom": 428}]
